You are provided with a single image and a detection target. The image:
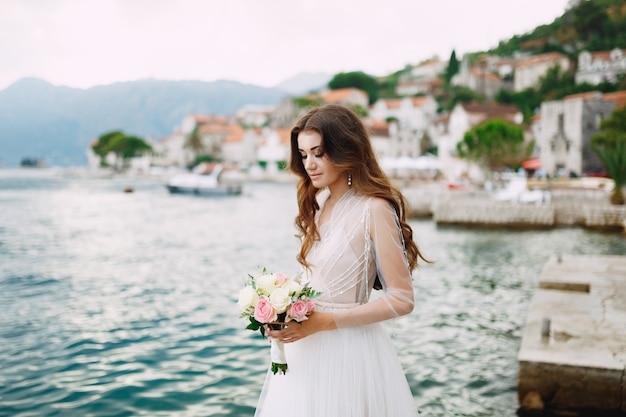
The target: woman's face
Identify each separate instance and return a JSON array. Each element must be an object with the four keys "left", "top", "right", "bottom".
[{"left": 297, "top": 130, "right": 344, "bottom": 190}]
